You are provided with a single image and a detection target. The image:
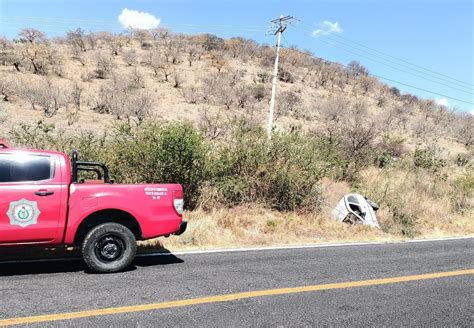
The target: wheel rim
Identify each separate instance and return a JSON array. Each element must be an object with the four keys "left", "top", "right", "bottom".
[{"left": 95, "top": 235, "right": 126, "bottom": 262}]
